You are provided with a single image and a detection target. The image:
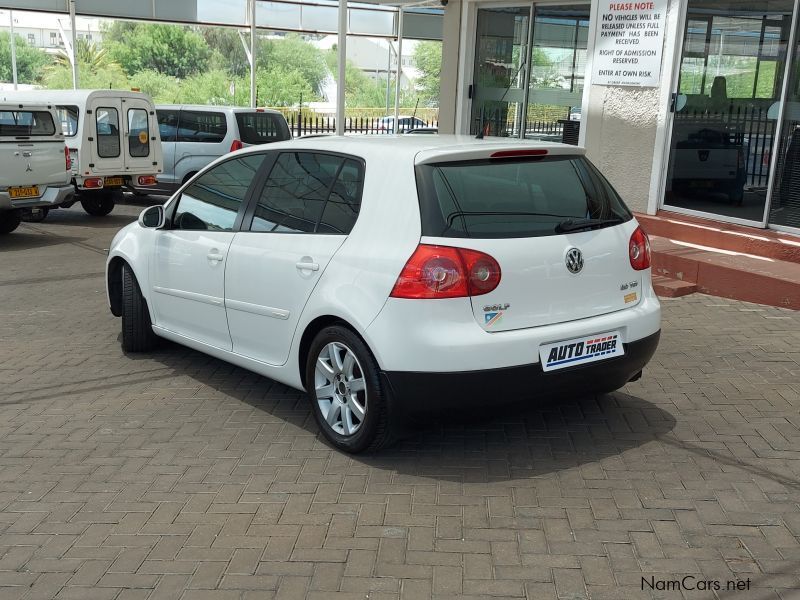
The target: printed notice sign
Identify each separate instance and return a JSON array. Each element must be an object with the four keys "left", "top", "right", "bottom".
[{"left": 593, "top": 0, "right": 667, "bottom": 87}]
